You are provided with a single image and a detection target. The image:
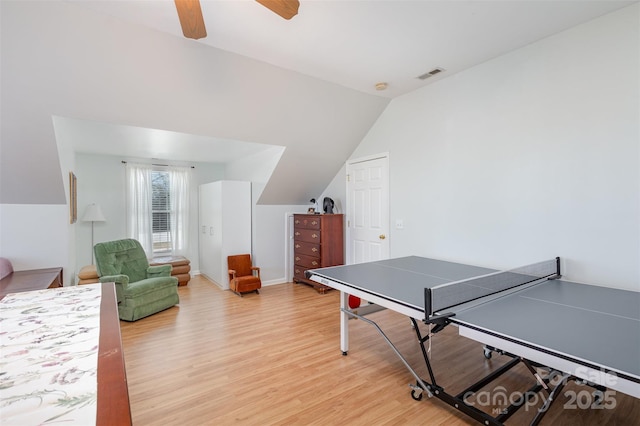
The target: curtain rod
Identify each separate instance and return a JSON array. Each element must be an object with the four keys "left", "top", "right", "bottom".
[{"left": 121, "top": 160, "right": 195, "bottom": 169}]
